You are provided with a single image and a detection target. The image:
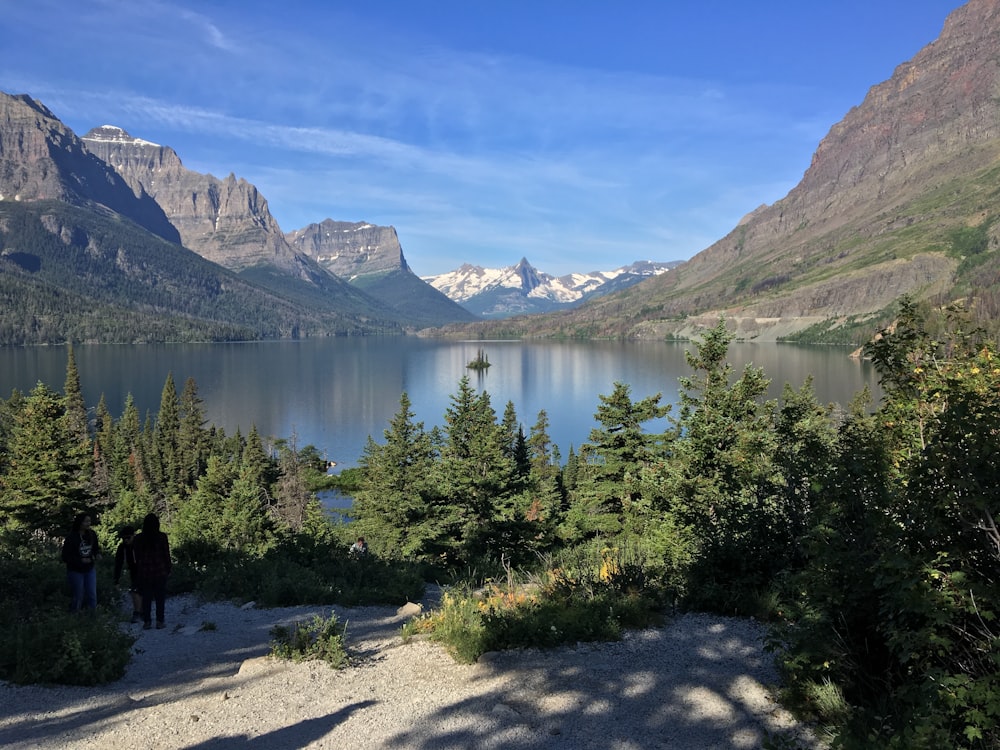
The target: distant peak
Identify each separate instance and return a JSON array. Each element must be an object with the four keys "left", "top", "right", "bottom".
[{"left": 81, "top": 125, "right": 160, "bottom": 148}]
